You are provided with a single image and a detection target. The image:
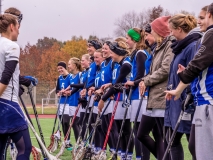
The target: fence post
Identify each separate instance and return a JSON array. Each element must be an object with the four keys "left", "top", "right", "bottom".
[{"left": 42, "top": 98, "right": 43, "bottom": 114}]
